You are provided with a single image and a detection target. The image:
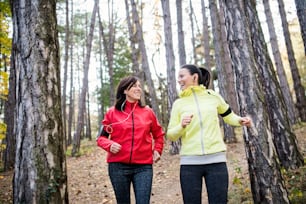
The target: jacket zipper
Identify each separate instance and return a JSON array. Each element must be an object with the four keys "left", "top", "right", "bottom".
[
  {"left": 191, "top": 88, "right": 205, "bottom": 154},
  {"left": 129, "top": 112, "right": 135, "bottom": 163}
]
